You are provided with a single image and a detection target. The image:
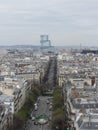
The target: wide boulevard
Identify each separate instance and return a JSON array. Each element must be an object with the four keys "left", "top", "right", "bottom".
[{"left": 26, "top": 96, "right": 52, "bottom": 130}]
